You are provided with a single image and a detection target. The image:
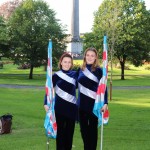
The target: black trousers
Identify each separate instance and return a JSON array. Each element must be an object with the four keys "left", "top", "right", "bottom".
[
  {"left": 79, "top": 109, "right": 98, "bottom": 150},
  {"left": 55, "top": 113, "right": 75, "bottom": 150}
]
